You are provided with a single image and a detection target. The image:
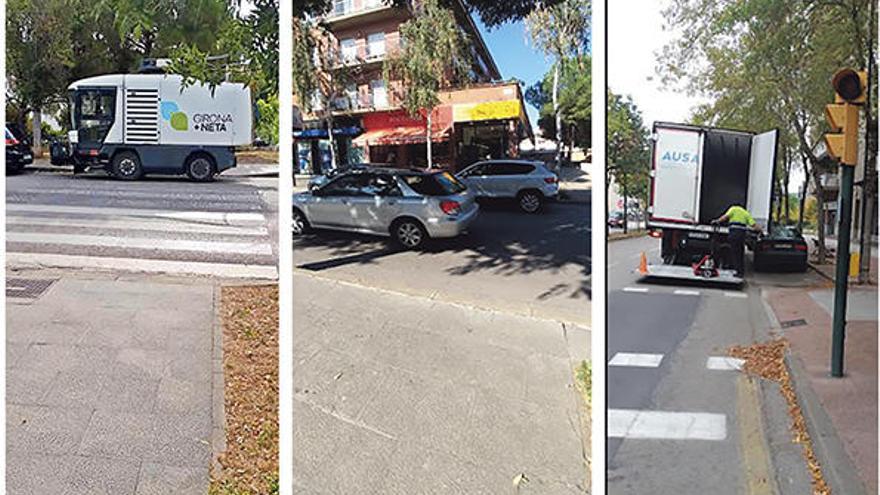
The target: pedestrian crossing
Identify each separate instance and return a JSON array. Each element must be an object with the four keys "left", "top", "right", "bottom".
[
  {"left": 6, "top": 203, "right": 277, "bottom": 279},
  {"left": 608, "top": 351, "right": 744, "bottom": 441}
]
